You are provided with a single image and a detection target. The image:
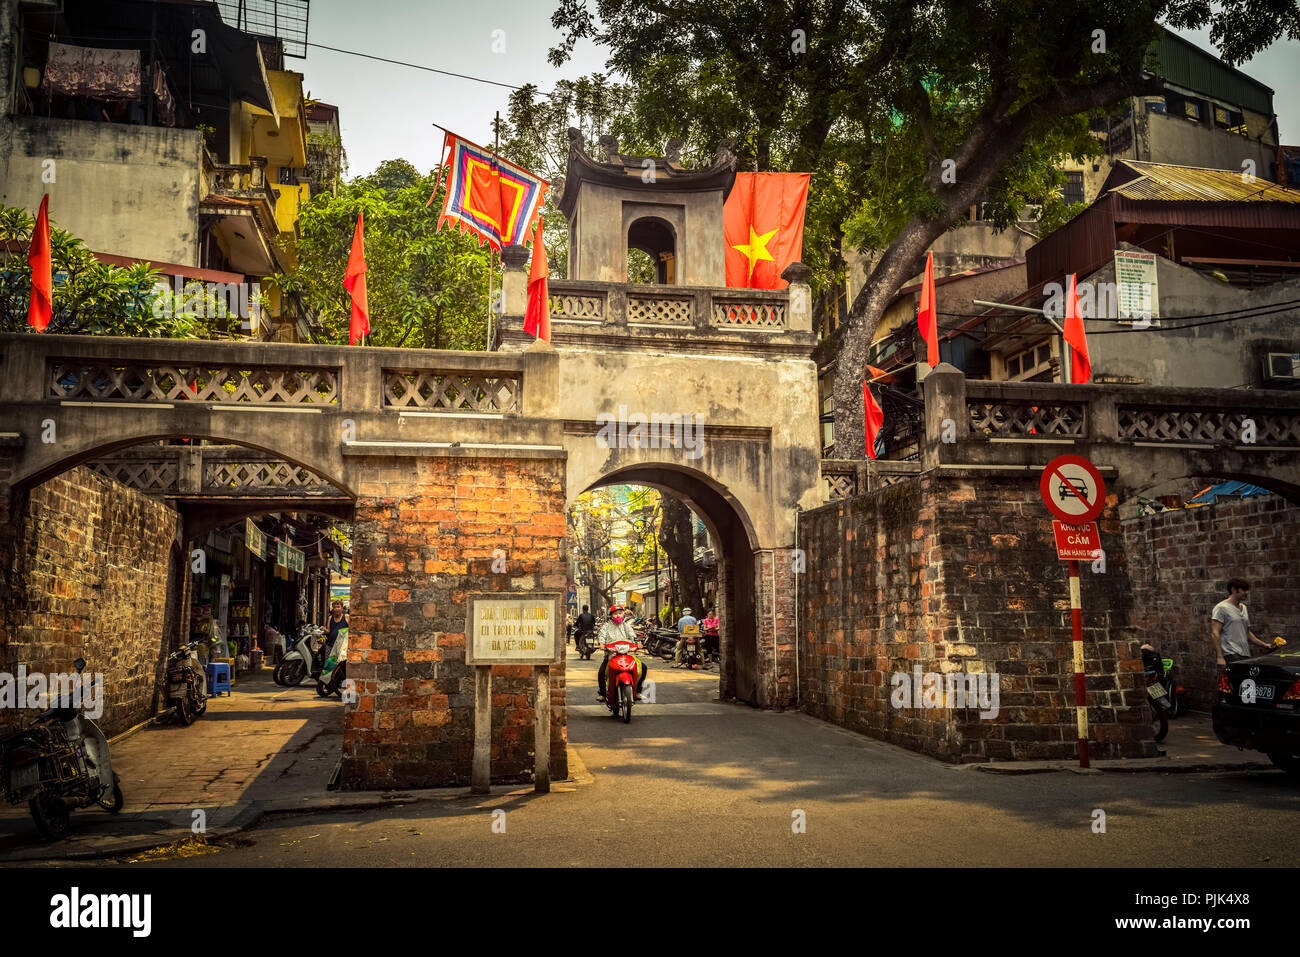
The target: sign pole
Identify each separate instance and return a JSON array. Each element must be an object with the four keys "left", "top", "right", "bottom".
[
  {"left": 472, "top": 665, "right": 492, "bottom": 794},
  {"left": 534, "top": 665, "right": 550, "bottom": 793},
  {"left": 1068, "top": 559, "right": 1090, "bottom": 769}
]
